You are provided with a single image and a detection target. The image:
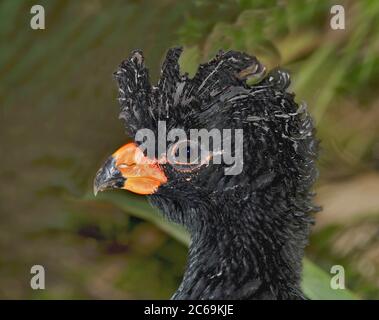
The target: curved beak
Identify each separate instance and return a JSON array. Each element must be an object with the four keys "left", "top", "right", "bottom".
[
  {"left": 93, "top": 156, "right": 124, "bottom": 196},
  {"left": 94, "top": 143, "right": 167, "bottom": 195}
]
